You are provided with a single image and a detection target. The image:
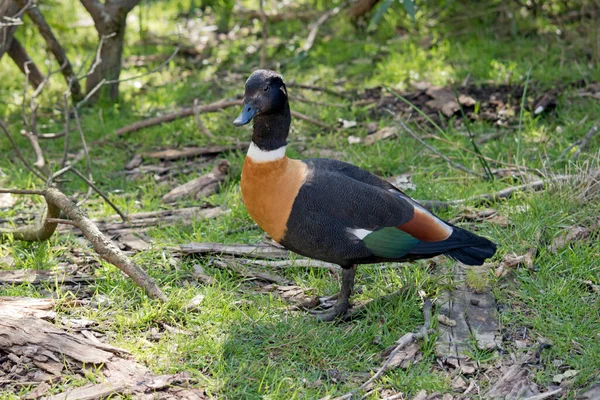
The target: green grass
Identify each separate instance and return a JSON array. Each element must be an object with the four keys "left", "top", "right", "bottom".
[{"left": 1, "top": 0, "right": 600, "bottom": 398}]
